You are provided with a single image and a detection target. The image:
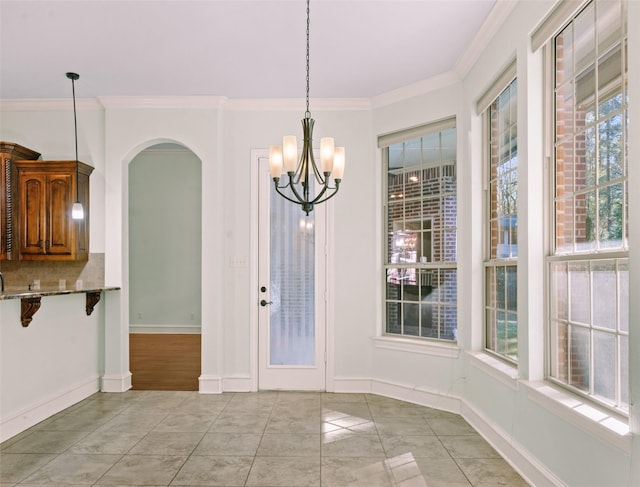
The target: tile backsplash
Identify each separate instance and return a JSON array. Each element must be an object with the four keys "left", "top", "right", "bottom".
[{"left": 0, "top": 253, "right": 104, "bottom": 291}]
